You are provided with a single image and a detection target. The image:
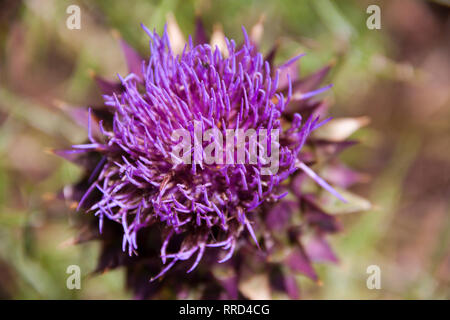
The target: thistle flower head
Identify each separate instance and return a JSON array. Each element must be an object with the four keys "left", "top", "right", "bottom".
[{"left": 58, "top": 19, "right": 365, "bottom": 299}]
